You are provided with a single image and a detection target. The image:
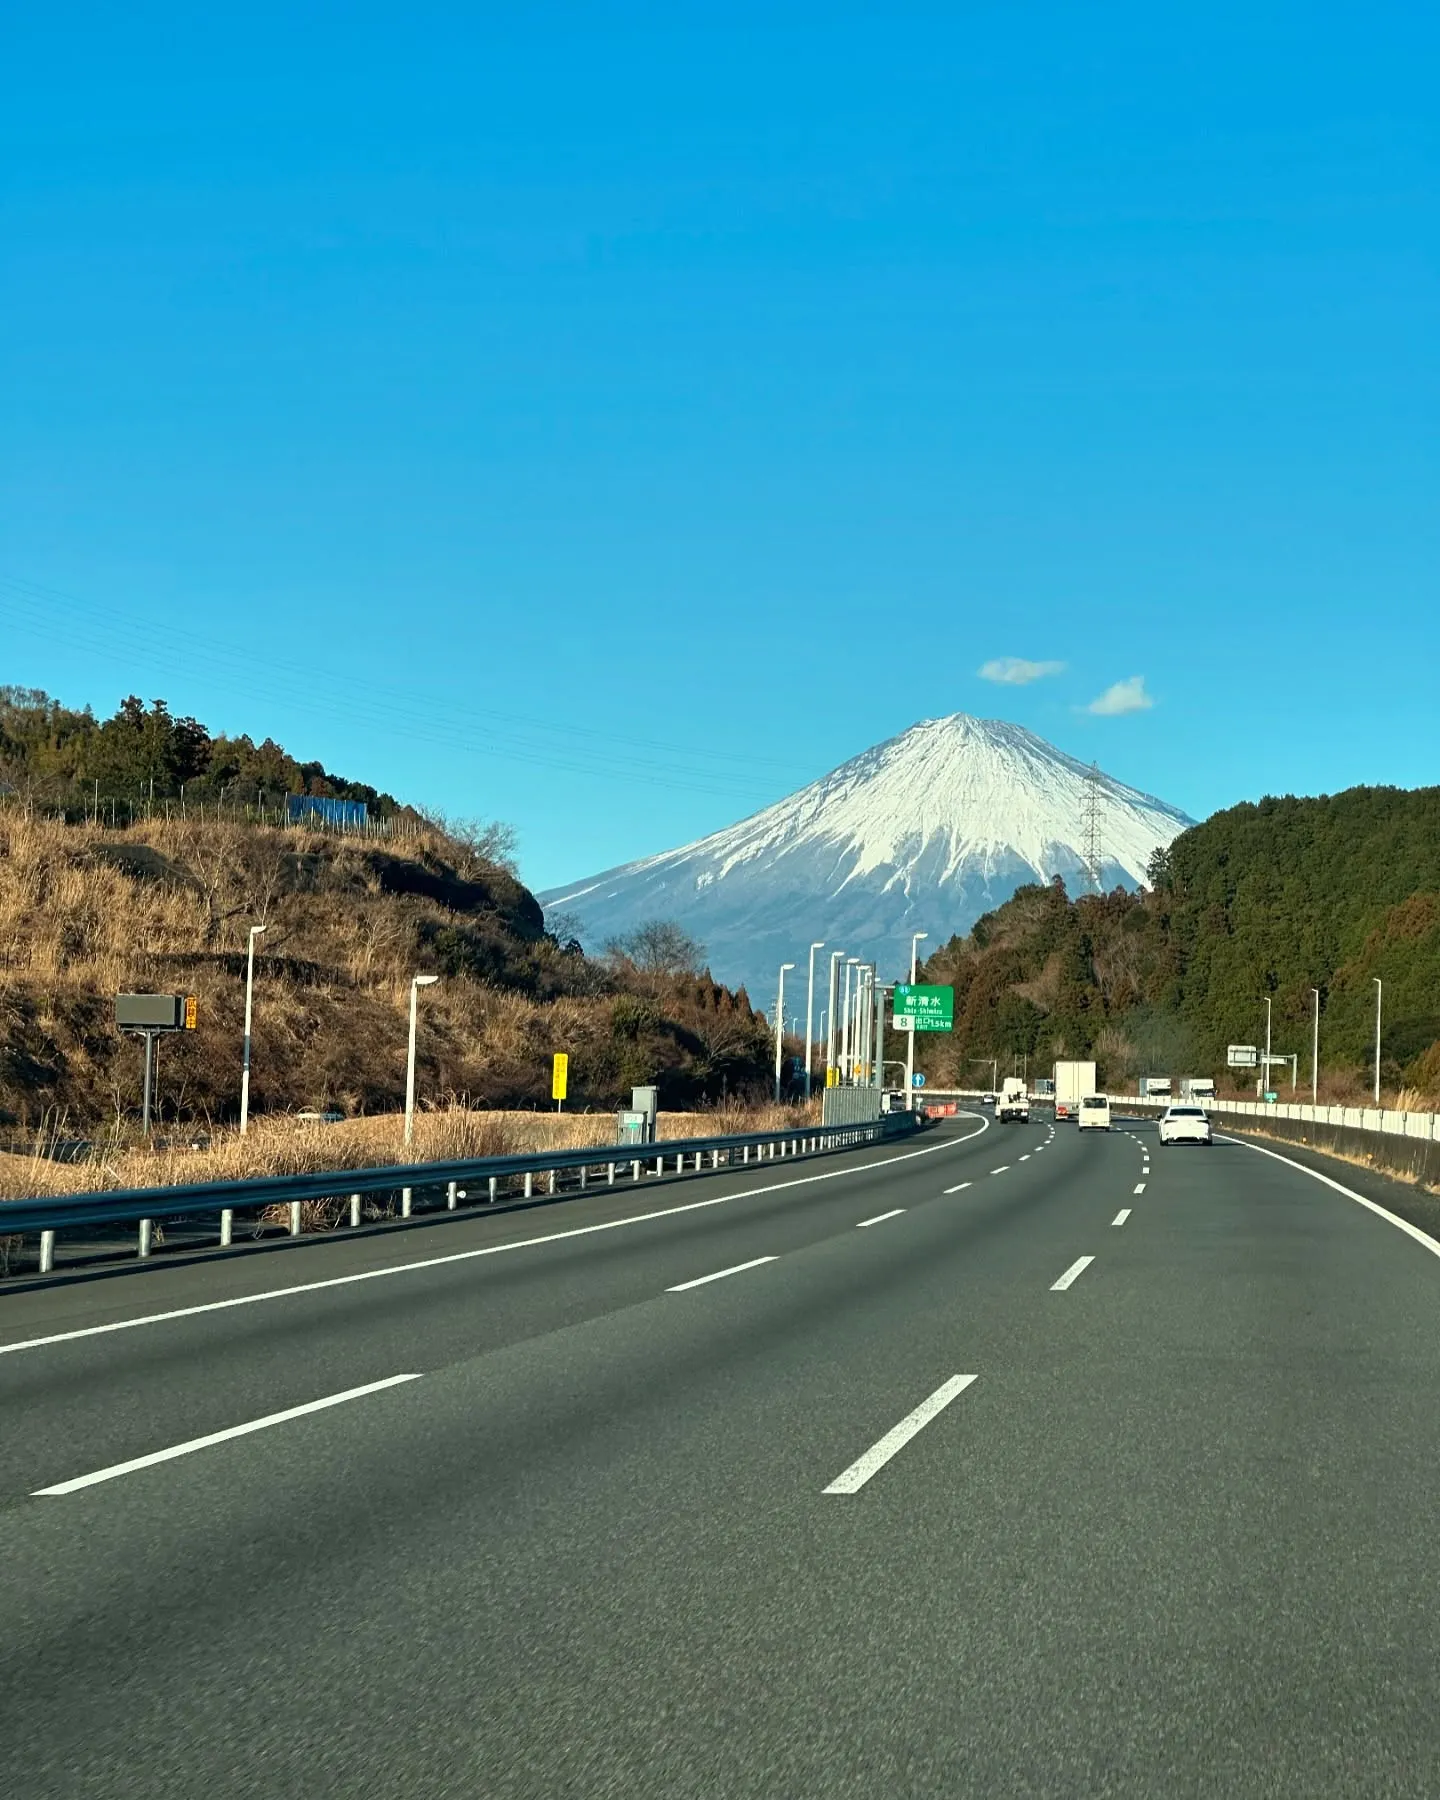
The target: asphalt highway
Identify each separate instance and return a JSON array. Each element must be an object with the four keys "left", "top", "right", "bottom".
[{"left": 5, "top": 1111, "right": 1440, "bottom": 1796}]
